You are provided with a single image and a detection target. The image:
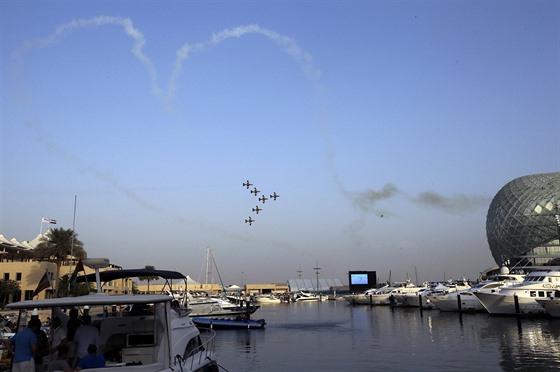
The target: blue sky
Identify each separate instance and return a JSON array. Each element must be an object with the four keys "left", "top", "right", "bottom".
[{"left": 1, "top": 1, "right": 558, "bottom": 285}]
